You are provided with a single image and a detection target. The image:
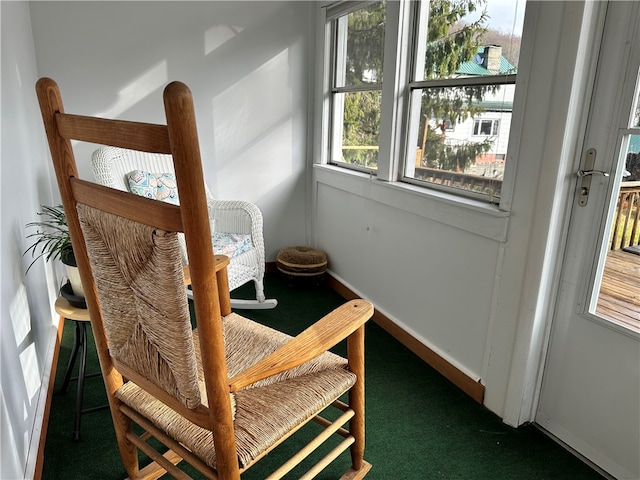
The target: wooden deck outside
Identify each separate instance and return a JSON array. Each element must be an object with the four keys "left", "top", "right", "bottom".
[{"left": 596, "top": 249, "right": 640, "bottom": 332}]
